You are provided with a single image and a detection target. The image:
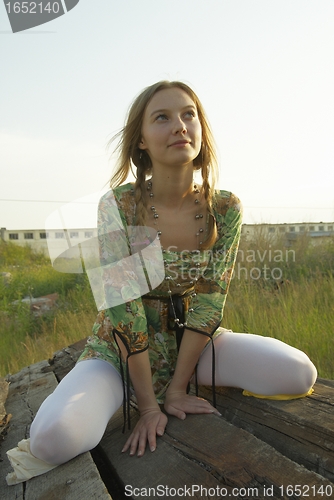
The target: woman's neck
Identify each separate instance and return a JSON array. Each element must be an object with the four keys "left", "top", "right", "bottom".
[{"left": 148, "top": 166, "right": 196, "bottom": 211}]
